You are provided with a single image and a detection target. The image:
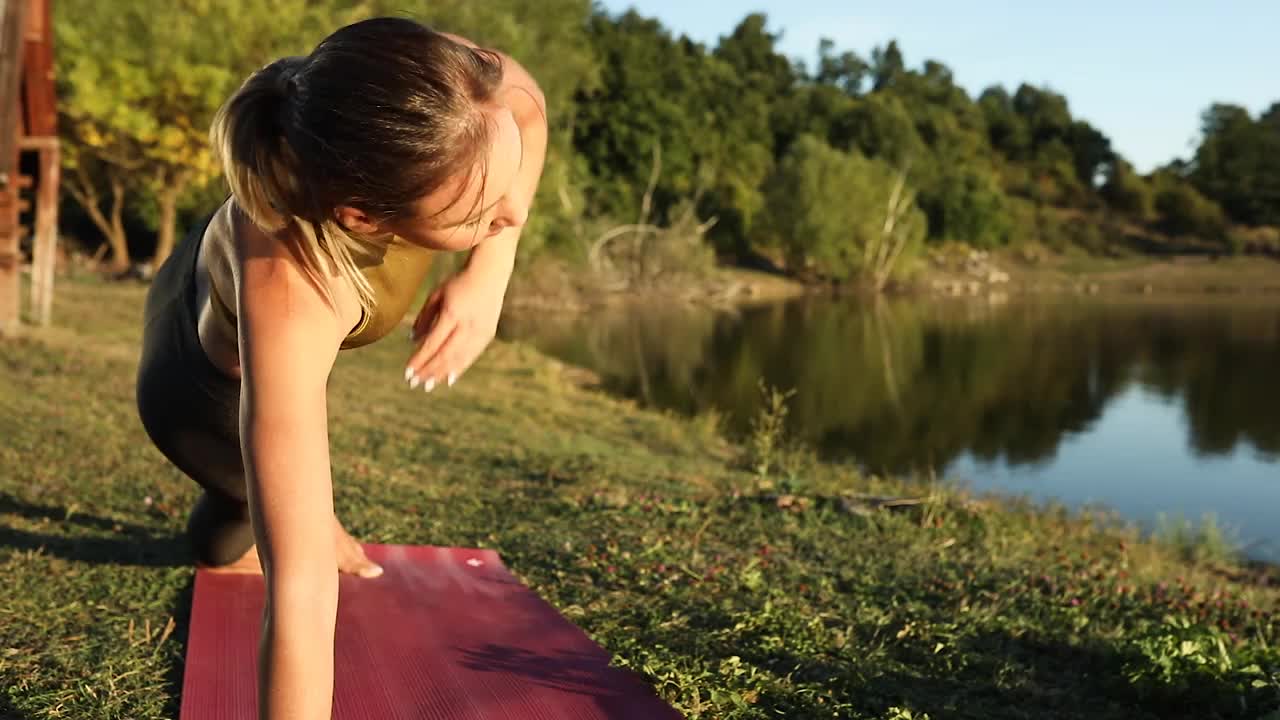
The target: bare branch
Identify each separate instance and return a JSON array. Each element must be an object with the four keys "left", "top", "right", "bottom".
[{"left": 637, "top": 142, "right": 662, "bottom": 227}]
